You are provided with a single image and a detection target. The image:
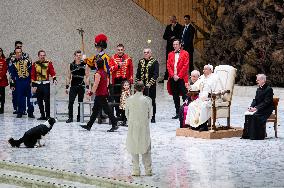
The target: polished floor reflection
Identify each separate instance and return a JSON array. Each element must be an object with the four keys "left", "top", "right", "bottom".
[{"left": 0, "top": 84, "right": 283, "bottom": 188}]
